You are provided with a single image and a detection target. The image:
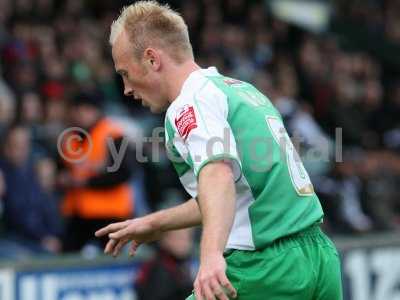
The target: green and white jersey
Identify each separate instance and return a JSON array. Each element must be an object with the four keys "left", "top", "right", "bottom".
[{"left": 164, "top": 67, "right": 324, "bottom": 251}]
